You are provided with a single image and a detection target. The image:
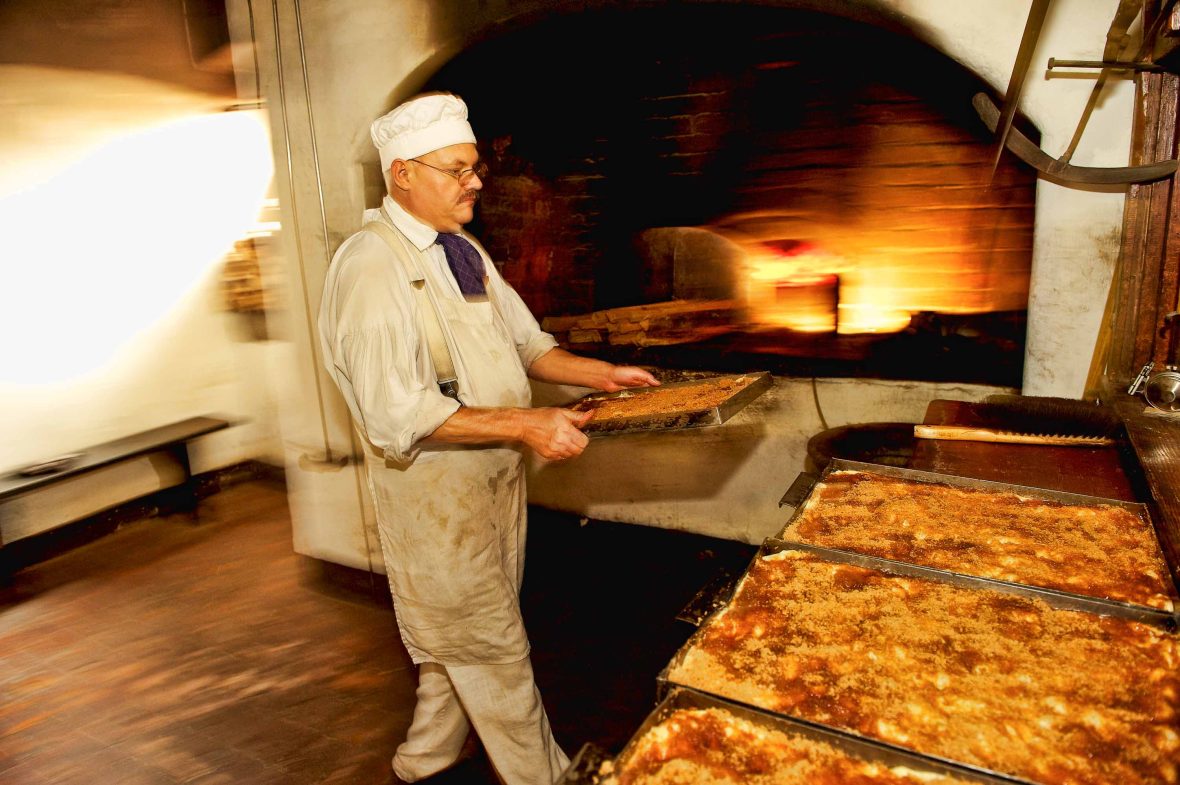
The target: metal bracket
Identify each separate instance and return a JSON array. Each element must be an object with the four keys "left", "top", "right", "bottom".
[
  {"left": 1129, "top": 362, "right": 1156, "bottom": 396},
  {"left": 988, "top": 0, "right": 1052, "bottom": 178},
  {"left": 973, "top": 93, "right": 1179, "bottom": 184}
]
